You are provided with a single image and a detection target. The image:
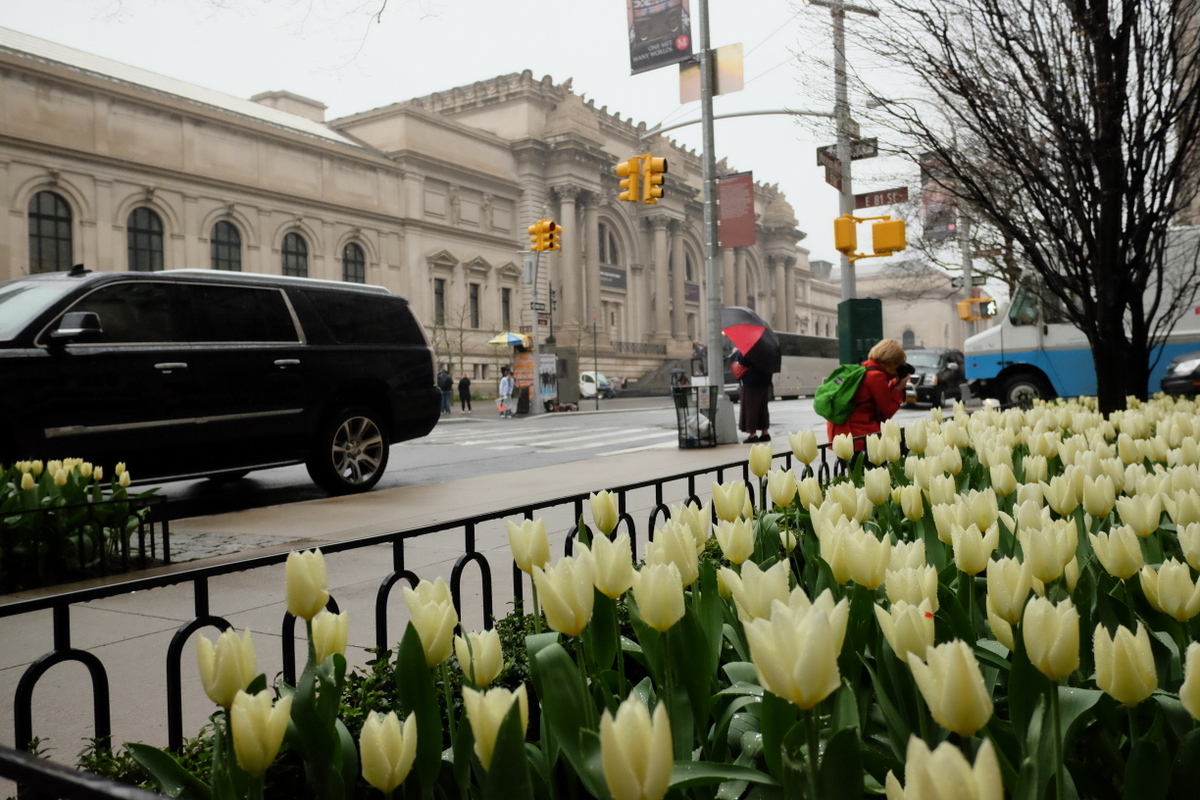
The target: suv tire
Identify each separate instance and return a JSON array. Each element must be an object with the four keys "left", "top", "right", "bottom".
[{"left": 306, "top": 405, "right": 390, "bottom": 495}]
